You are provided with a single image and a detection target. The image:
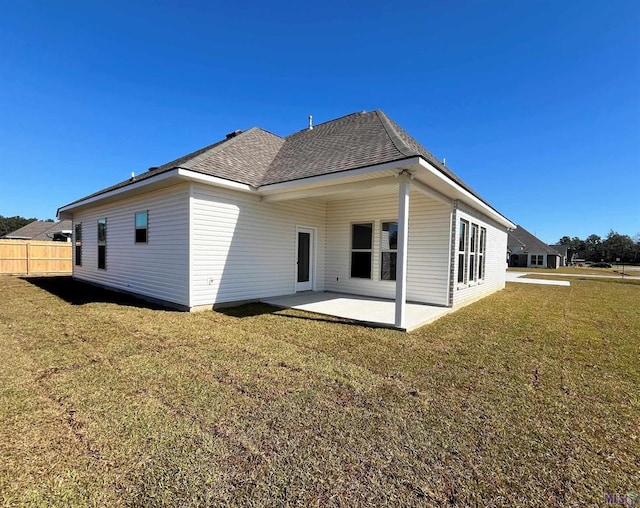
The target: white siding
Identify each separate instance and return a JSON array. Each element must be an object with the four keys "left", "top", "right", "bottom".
[
  {"left": 325, "top": 189, "right": 452, "bottom": 305},
  {"left": 72, "top": 184, "right": 190, "bottom": 306},
  {"left": 190, "top": 184, "right": 326, "bottom": 306},
  {"left": 452, "top": 202, "right": 508, "bottom": 307}
]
